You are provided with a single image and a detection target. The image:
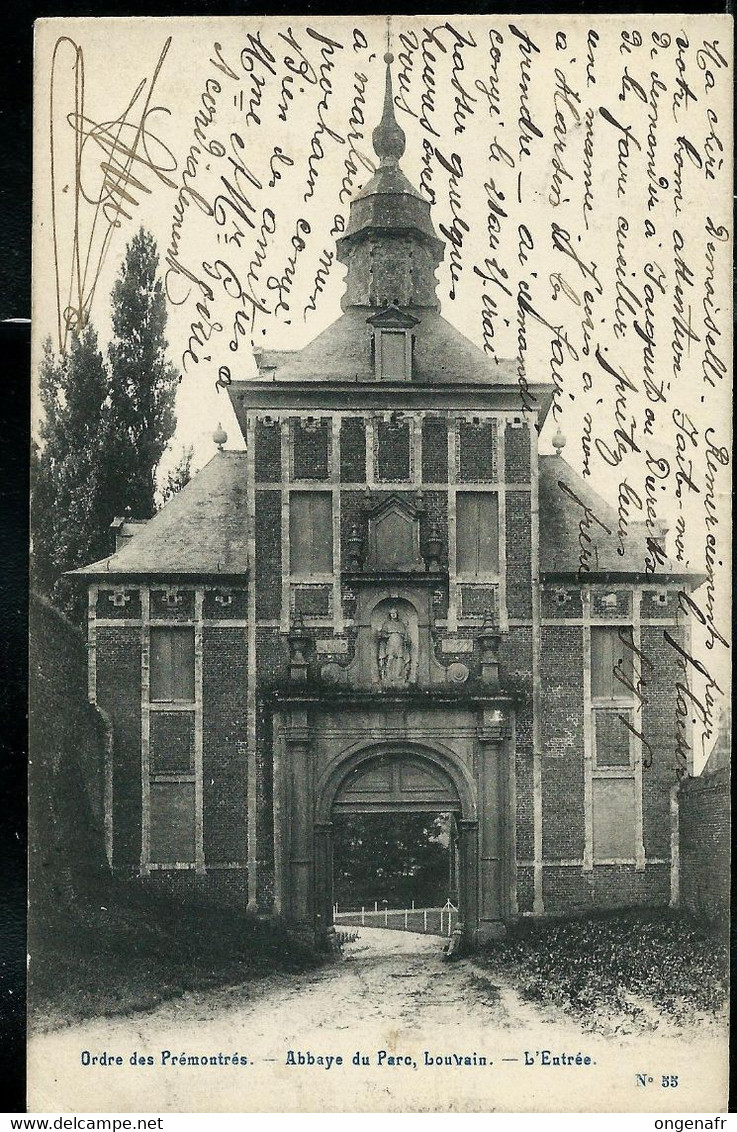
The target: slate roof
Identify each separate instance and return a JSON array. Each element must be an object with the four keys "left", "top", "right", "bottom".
[
  {"left": 249, "top": 308, "right": 518, "bottom": 386},
  {"left": 538, "top": 454, "right": 680, "bottom": 579},
  {"left": 70, "top": 452, "right": 249, "bottom": 578},
  {"left": 71, "top": 450, "right": 688, "bottom": 583}
]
